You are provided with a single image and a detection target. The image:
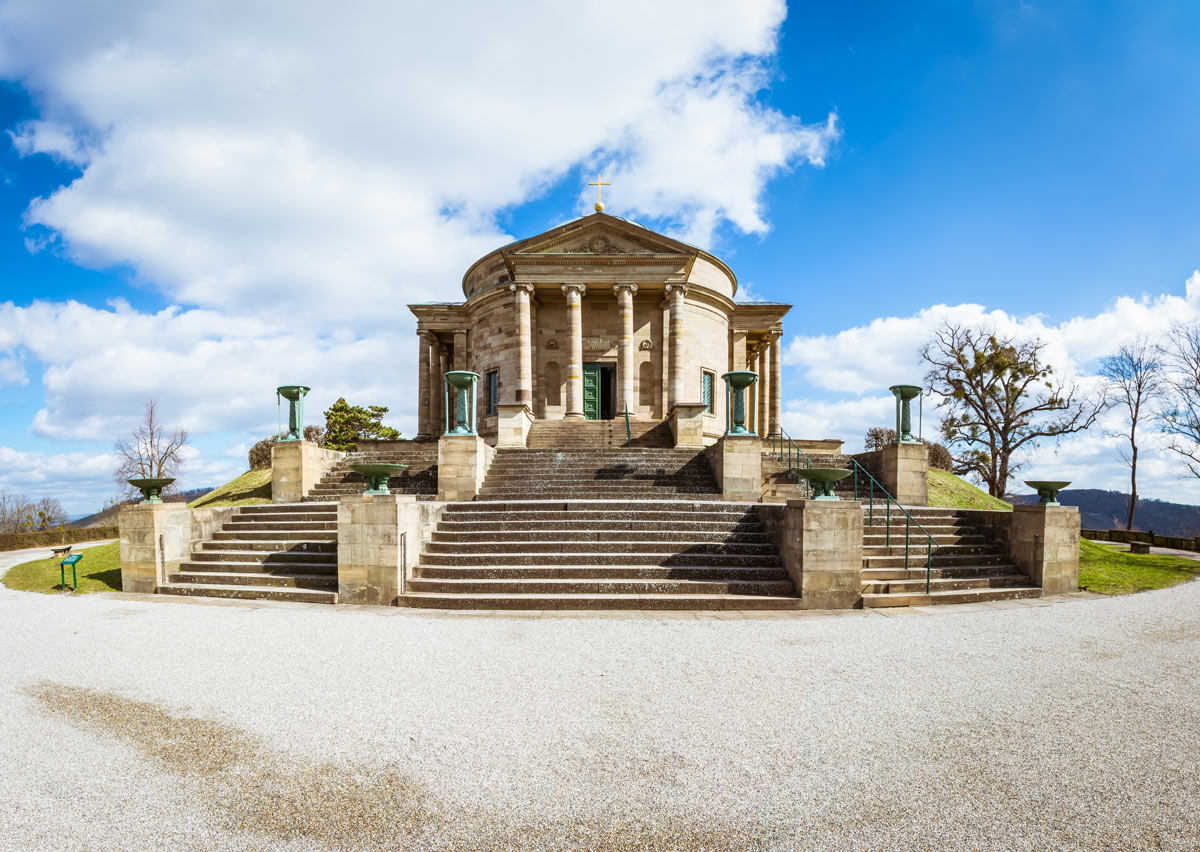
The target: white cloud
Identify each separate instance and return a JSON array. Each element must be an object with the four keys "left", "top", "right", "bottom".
[
  {"left": 0, "top": 446, "right": 118, "bottom": 510},
  {"left": 0, "top": 0, "right": 829, "bottom": 326},
  {"left": 781, "top": 271, "right": 1200, "bottom": 503}
]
